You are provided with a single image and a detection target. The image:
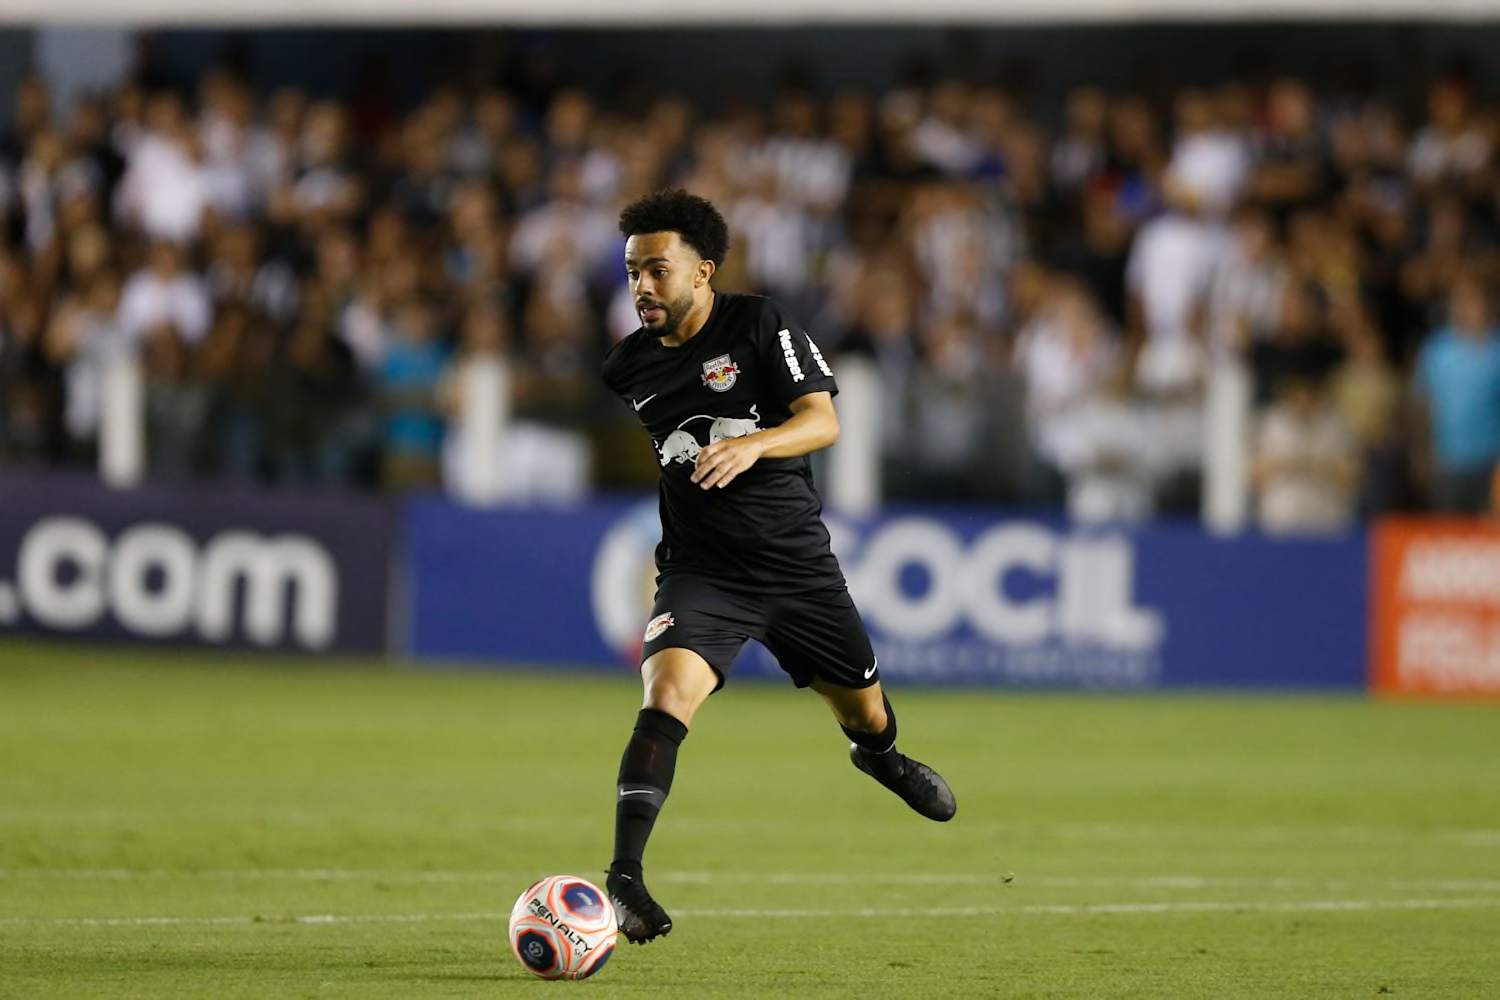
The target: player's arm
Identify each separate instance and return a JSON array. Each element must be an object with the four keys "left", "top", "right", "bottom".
[{"left": 691, "top": 391, "right": 838, "bottom": 490}]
